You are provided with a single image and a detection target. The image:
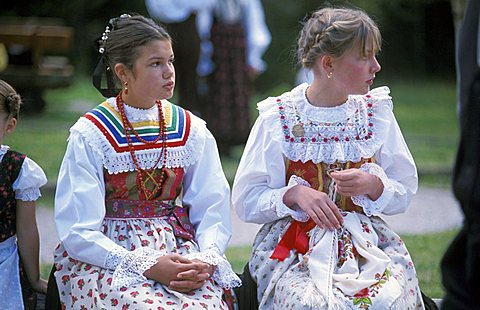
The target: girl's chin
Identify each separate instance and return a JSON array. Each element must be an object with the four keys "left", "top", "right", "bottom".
[{"left": 154, "top": 93, "right": 173, "bottom": 101}]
